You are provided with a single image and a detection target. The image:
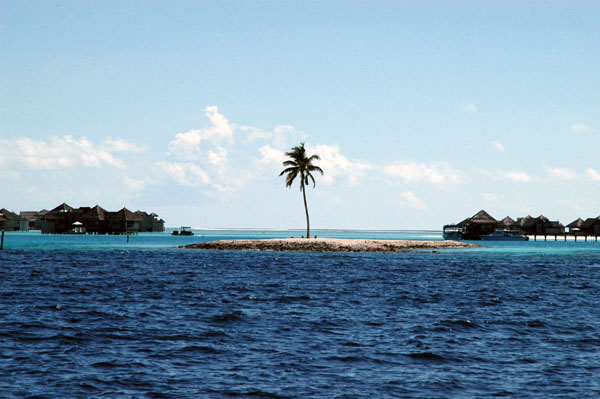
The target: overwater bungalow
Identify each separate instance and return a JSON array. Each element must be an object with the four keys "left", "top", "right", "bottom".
[
  {"left": 444, "top": 210, "right": 569, "bottom": 240},
  {"left": 108, "top": 208, "right": 144, "bottom": 234},
  {"left": 509, "top": 215, "right": 564, "bottom": 236},
  {"left": 79, "top": 205, "right": 110, "bottom": 234},
  {"left": 566, "top": 218, "right": 585, "bottom": 234},
  {"left": 581, "top": 216, "right": 600, "bottom": 236},
  {"left": 19, "top": 210, "right": 47, "bottom": 231},
  {"left": 0, "top": 208, "right": 21, "bottom": 231},
  {"left": 39, "top": 203, "right": 165, "bottom": 234},
  {"left": 461, "top": 210, "right": 499, "bottom": 239},
  {"left": 41, "top": 203, "right": 75, "bottom": 234},
  {"left": 135, "top": 211, "right": 166, "bottom": 232},
  {"left": 446, "top": 210, "right": 499, "bottom": 240}
]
